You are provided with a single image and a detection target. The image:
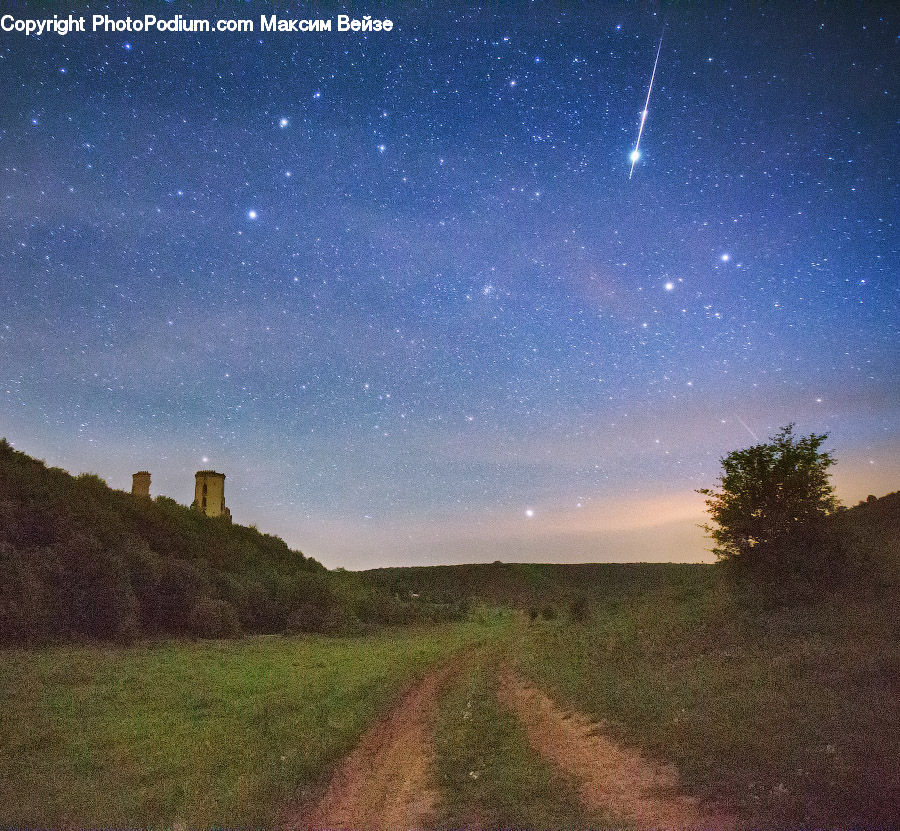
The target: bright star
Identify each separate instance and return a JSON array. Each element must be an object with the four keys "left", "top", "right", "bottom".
[
  {"left": 664, "top": 281, "right": 675, "bottom": 291},
  {"left": 630, "top": 149, "right": 641, "bottom": 163},
  {"left": 721, "top": 253, "right": 730, "bottom": 262},
  {"left": 525, "top": 508, "right": 535, "bottom": 518},
  {"left": 279, "top": 117, "right": 289, "bottom": 128},
  {"left": 247, "top": 209, "right": 258, "bottom": 220}
]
